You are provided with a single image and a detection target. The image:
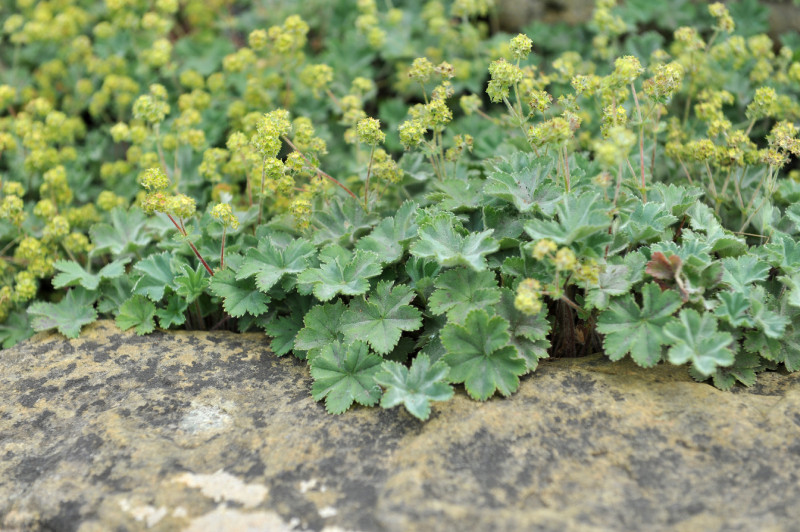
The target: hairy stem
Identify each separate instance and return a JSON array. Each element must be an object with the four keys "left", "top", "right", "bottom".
[
  {"left": 364, "top": 144, "right": 375, "bottom": 211},
  {"left": 220, "top": 226, "right": 227, "bottom": 270},
  {"left": 166, "top": 214, "right": 214, "bottom": 276},
  {"left": 281, "top": 136, "right": 358, "bottom": 200}
]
